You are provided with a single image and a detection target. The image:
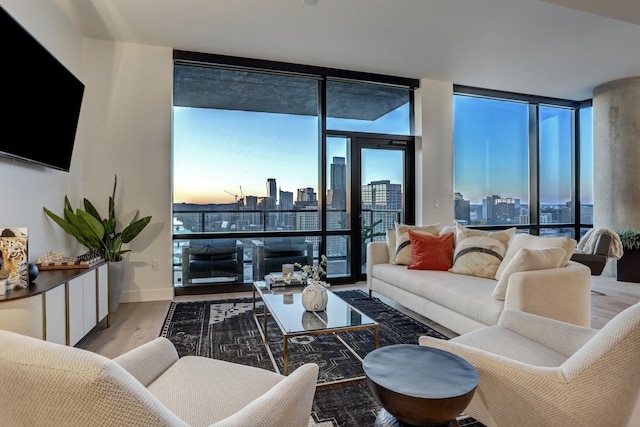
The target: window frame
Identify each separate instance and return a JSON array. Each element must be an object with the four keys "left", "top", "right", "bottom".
[
  {"left": 172, "top": 50, "right": 418, "bottom": 290},
  {"left": 453, "top": 85, "right": 593, "bottom": 238}
]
